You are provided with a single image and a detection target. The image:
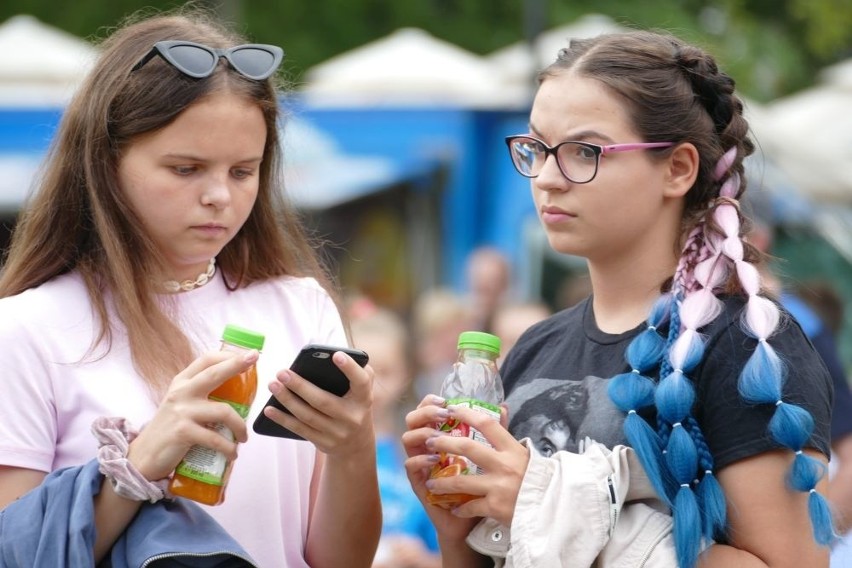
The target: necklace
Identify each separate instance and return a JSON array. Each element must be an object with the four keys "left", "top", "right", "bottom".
[{"left": 163, "top": 258, "right": 216, "bottom": 293}]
